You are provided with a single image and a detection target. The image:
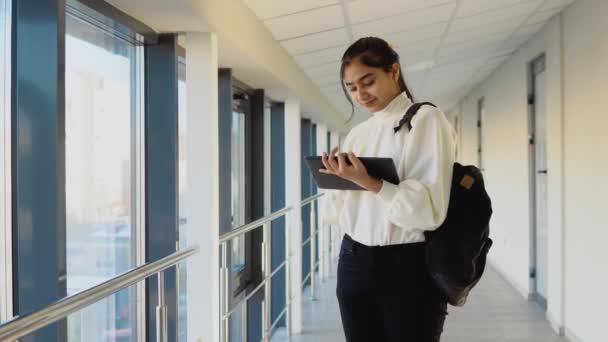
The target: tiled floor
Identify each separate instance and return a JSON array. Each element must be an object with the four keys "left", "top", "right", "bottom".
[{"left": 271, "top": 259, "right": 570, "bottom": 342}]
